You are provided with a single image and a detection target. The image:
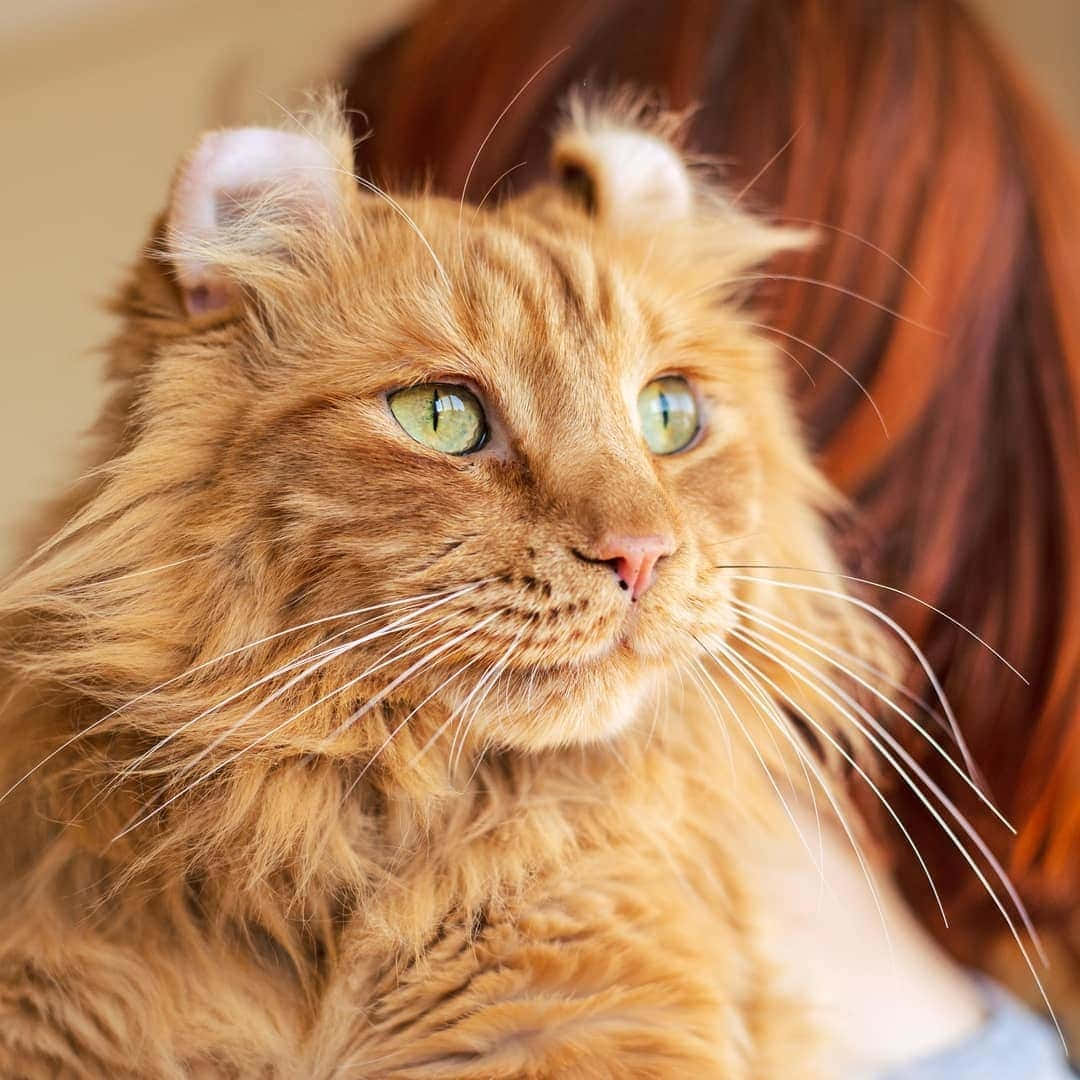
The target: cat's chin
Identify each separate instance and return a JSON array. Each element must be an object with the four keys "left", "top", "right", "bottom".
[{"left": 484, "top": 658, "right": 664, "bottom": 753}]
